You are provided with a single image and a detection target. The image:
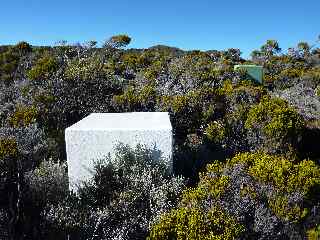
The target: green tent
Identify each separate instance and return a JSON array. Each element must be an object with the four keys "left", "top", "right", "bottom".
[{"left": 234, "top": 65, "right": 264, "bottom": 84}]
